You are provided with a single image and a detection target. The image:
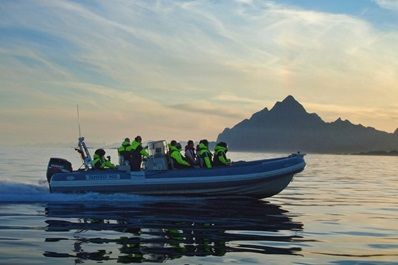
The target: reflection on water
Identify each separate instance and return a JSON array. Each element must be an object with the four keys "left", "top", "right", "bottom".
[{"left": 44, "top": 198, "right": 304, "bottom": 263}]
